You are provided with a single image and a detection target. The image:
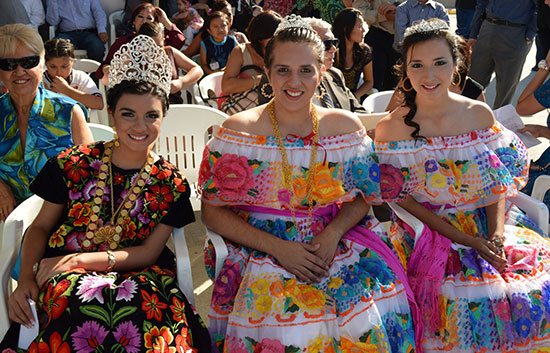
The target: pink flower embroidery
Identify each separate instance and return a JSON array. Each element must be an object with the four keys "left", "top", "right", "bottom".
[
  {"left": 212, "top": 154, "right": 254, "bottom": 199},
  {"left": 116, "top": 279, "right": 137, "bottom": 301},
  {"left": 380, "top": 164, "right": 405, "bottom": 200},
  {"left": 505, "top": 244, "right": 539, "bottom": 272},
  {"left": 76, "top": 275, "right": 115, "bottom": 304},
  {"left": 253, "top": 338, "right": 285, "bottom": 353}
]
